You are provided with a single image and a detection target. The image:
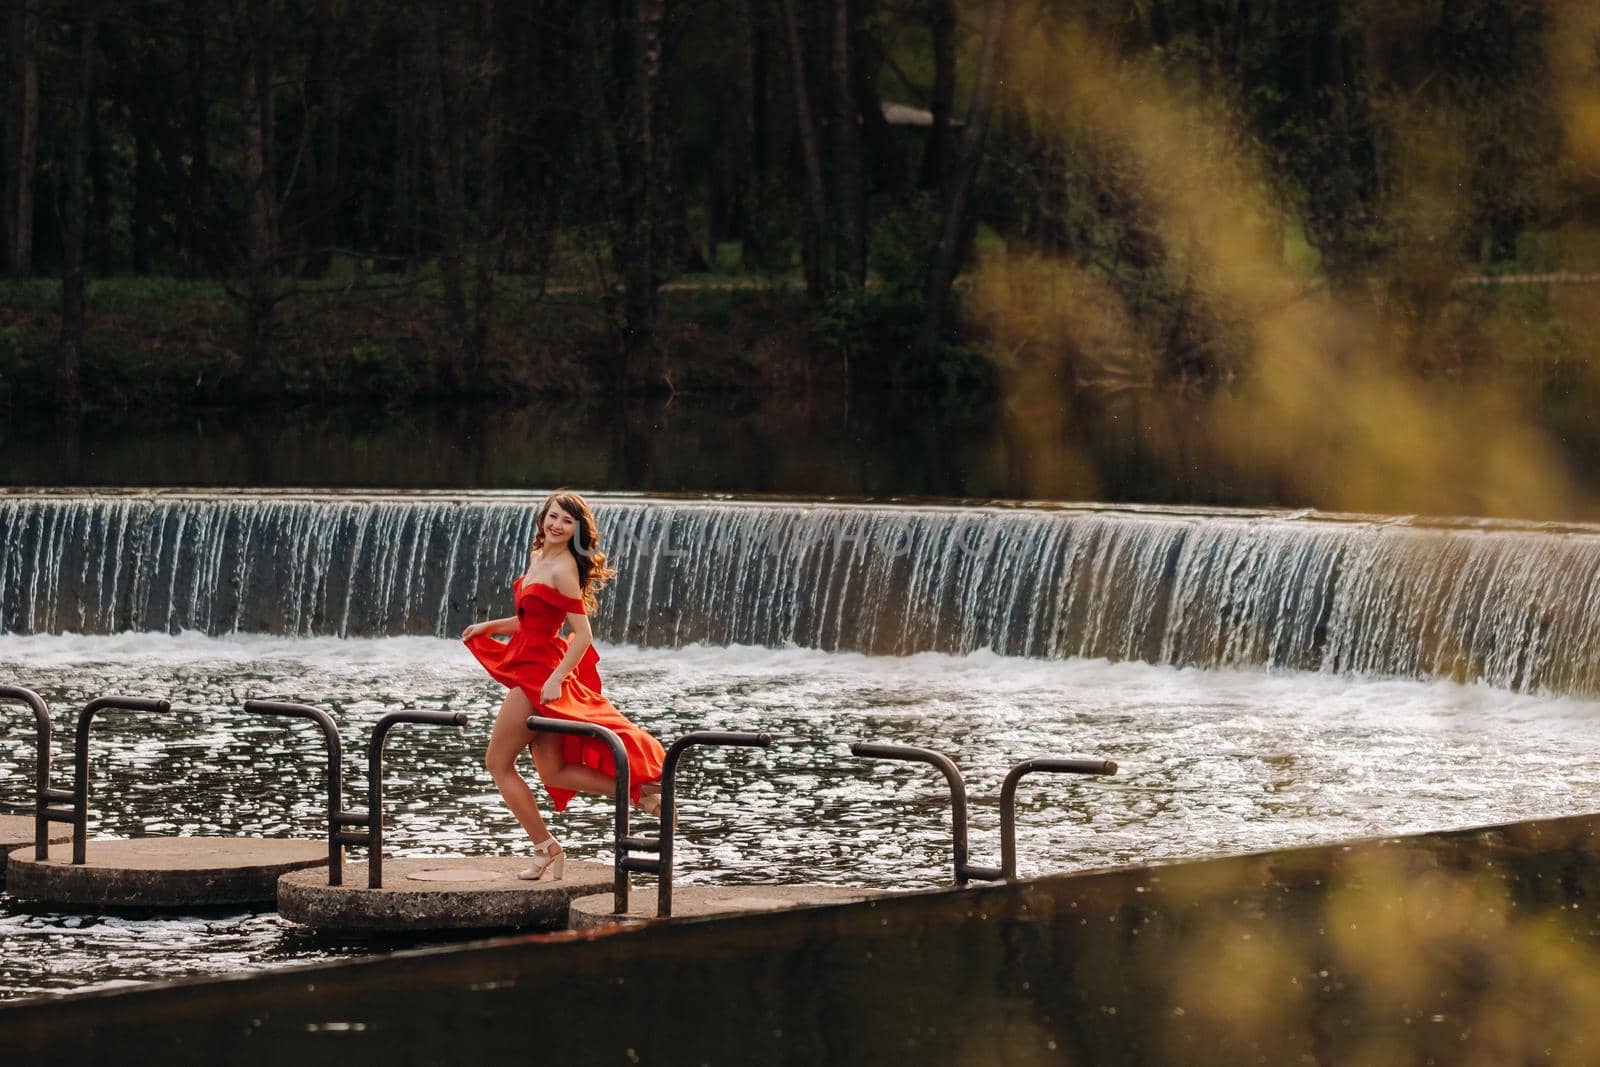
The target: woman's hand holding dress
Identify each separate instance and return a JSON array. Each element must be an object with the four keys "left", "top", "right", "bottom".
[
  {"left": 465, "top": 576, "right": 666, "bottom": 811},
  {"left": 539, "top": 675, "right": 563, "bottom": 705}
]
